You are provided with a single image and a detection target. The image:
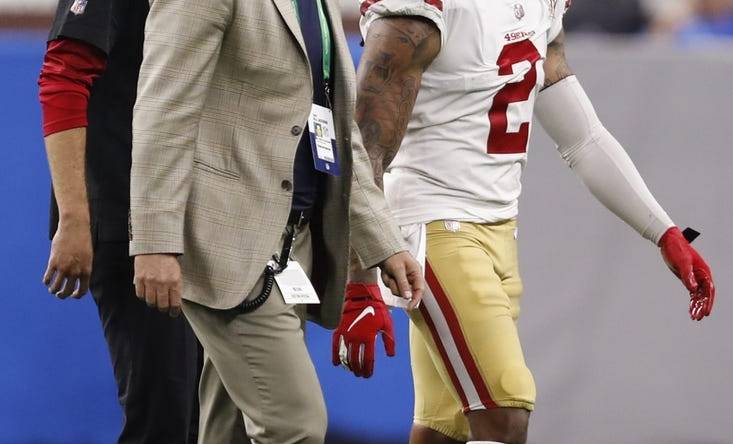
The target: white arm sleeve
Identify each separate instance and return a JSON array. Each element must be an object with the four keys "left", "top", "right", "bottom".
[{"left": 535, "top": 76, "right": 675, "bottom": 245}]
